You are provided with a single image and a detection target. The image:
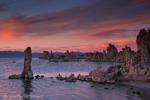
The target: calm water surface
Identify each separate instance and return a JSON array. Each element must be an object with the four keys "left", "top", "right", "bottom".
[{"left": 0, "top": 58, "right": 147, "bottom": 100}]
